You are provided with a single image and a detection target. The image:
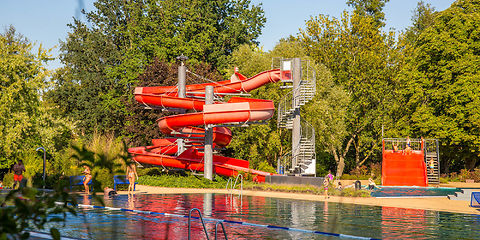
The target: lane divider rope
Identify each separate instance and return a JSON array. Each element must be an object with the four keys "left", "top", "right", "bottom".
[{"left": 71, "top": 203, "right": 380, "bottom": 240}]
